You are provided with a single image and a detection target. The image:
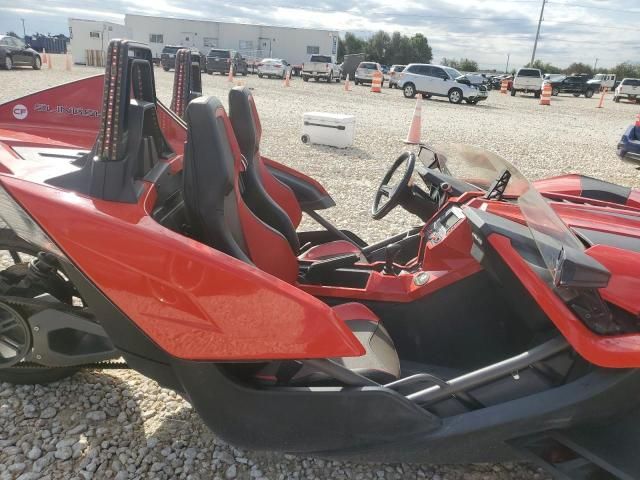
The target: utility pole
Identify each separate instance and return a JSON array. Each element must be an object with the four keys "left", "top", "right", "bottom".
[
  {"left": 530, "top": 0, "right": 546, "bottom": 66},
  {"left": 505, "top": 53, "right": 510, "bottom": 74},
  {"left": 593, "top": 58, "right": 598, "bottom": 72},
  {"left": 20, "top": 18, "right": 26, "bottom": 39}
]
